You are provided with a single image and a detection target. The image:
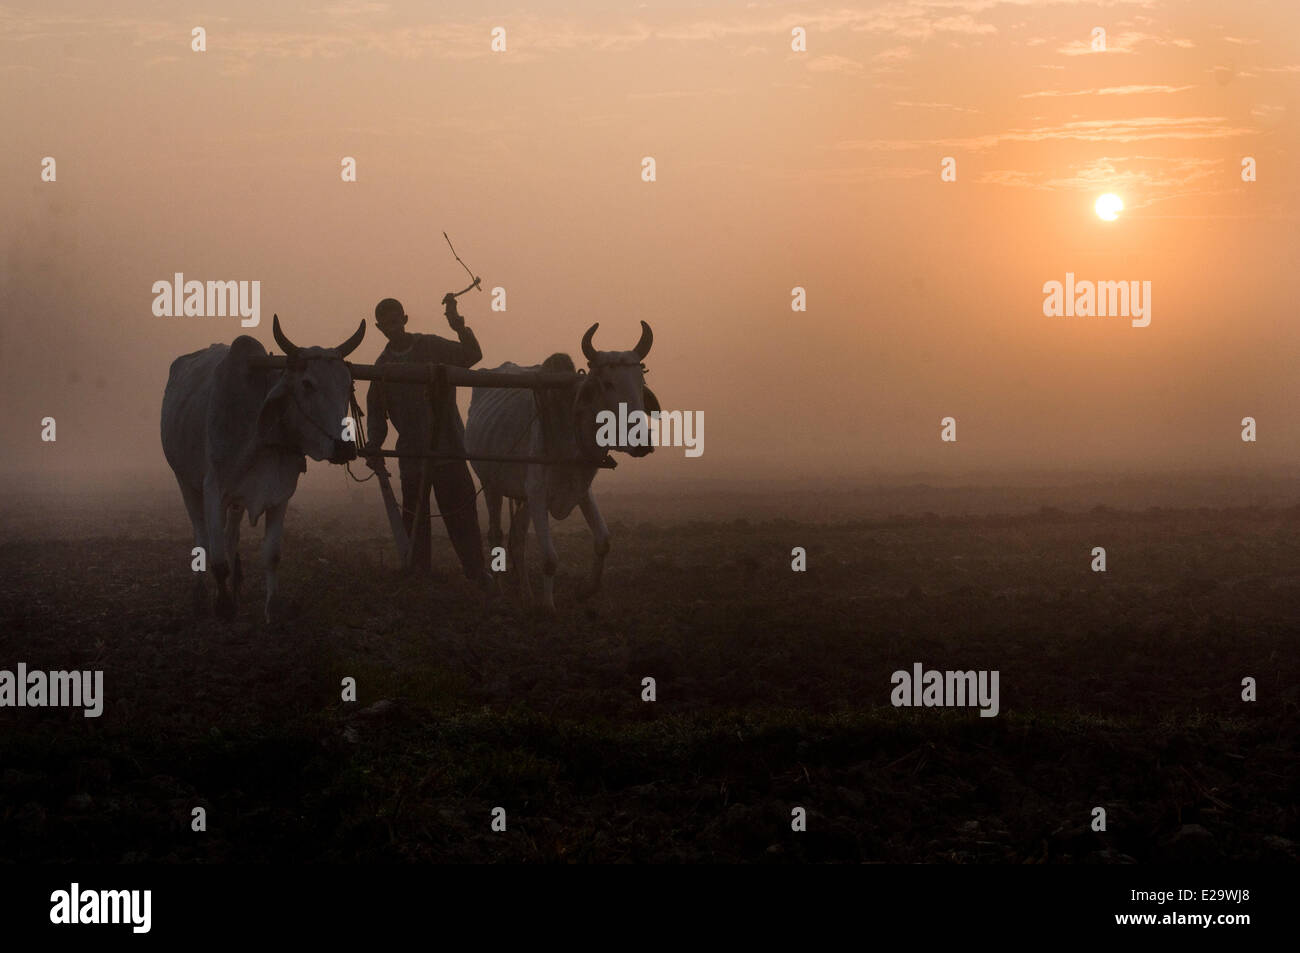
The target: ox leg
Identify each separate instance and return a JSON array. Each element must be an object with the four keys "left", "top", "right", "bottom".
[
  {"left": 529, "top": 495, "right": 558, "bottom": 613},
  {"left": 507, "top": 498, "right": 531, "bottom": 603},
  {"left": 485, "top": 488, "right": 505, "bottom": 600},
  {"left": 177, "top": 479, "right": 208, "bottom": 617},
  {"left": 486, "top": 488, "right": 504, "bottom": 561},
  {"left": 577, "top": 490, "right": 610, "bottom": 601},
  {"left": 262, "top": 501, "right": 287, "bottom": 624},
  {"left": 202, "top": 474, "right": 235, "bottom": 621},
  {"left": 225, "top": 505, "right": 244, "bottom": 613}
]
